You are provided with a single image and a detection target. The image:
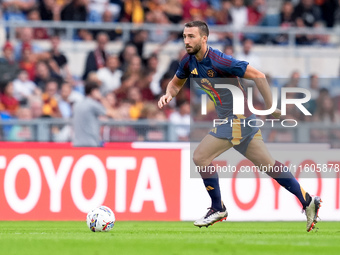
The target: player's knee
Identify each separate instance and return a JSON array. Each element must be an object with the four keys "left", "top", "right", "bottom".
[{"left": 193, "top": 150, "right": 209, "bottom": 166}]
